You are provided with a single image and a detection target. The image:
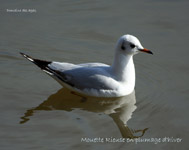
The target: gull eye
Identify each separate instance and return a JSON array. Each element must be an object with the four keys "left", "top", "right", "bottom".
[{"left": 130, "top": 43, "right": 135, "bottom": 48}]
